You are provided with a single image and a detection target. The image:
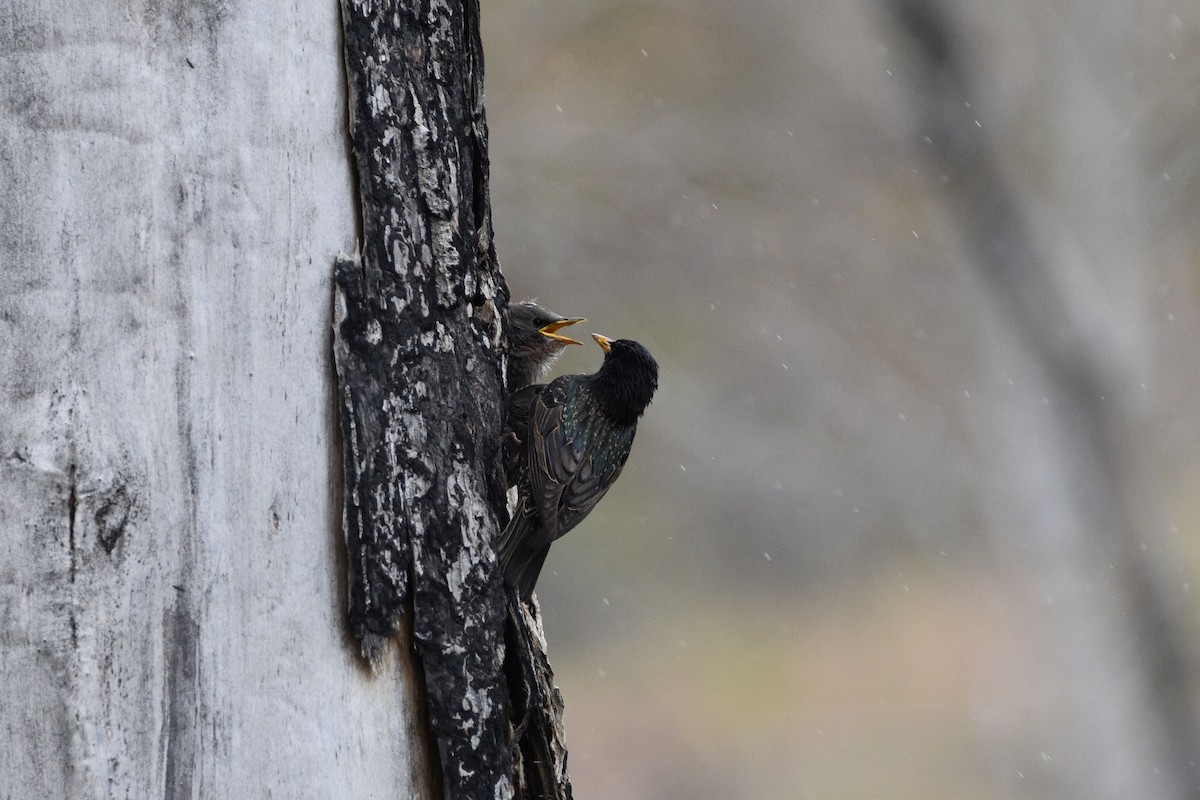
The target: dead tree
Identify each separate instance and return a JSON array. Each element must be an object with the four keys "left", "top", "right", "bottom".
[
  {"left": 1, "top": 0, "right": 569, "bottom": 797},
  {"left": 891, "top": 2, "right": 1200, "bottom": 797}
]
